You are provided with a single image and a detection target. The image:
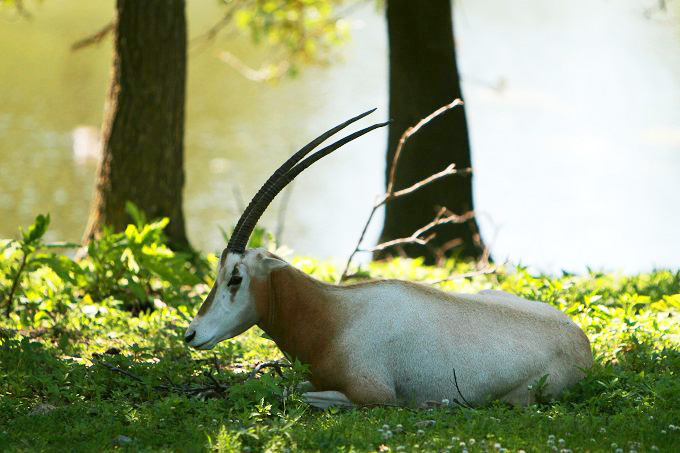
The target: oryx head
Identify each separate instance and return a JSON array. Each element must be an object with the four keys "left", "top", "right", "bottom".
[{"left": 184, "top": 109, "right": 387, "bottom": 350}]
